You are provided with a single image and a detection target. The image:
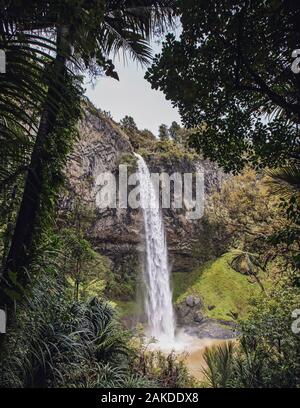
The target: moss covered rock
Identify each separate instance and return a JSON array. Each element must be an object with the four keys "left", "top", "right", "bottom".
[{"left": 174, "top": 252, "right": 263, "bottom": 322}]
